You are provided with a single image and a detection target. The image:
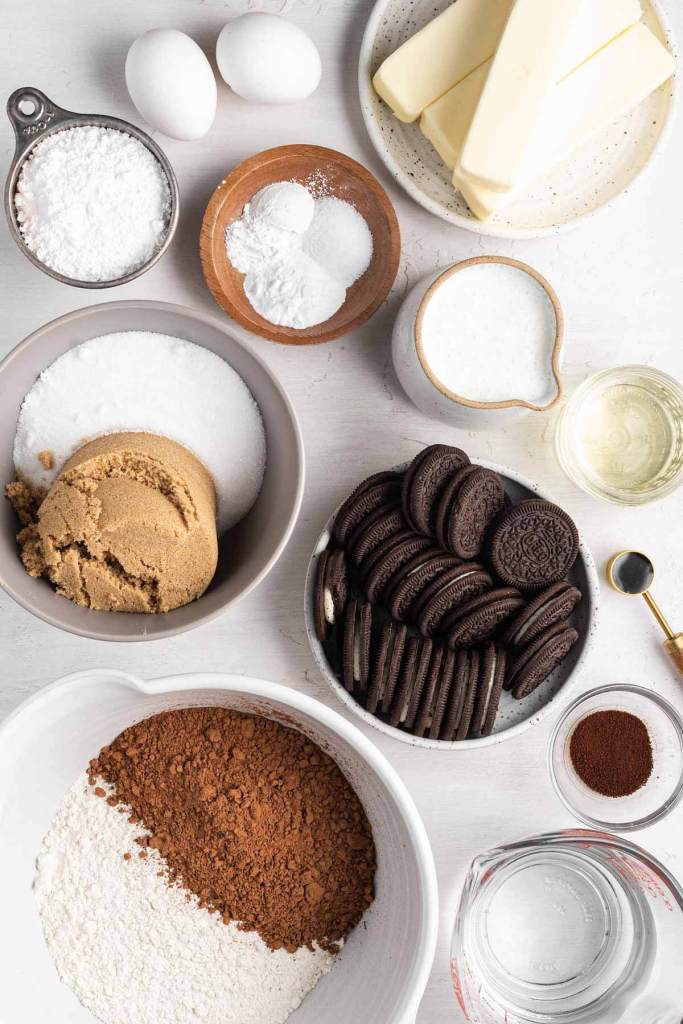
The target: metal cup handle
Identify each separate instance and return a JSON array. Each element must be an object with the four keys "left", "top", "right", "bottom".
[{"left": 6, "top": 87, "right": 76, "bottom": 162}]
